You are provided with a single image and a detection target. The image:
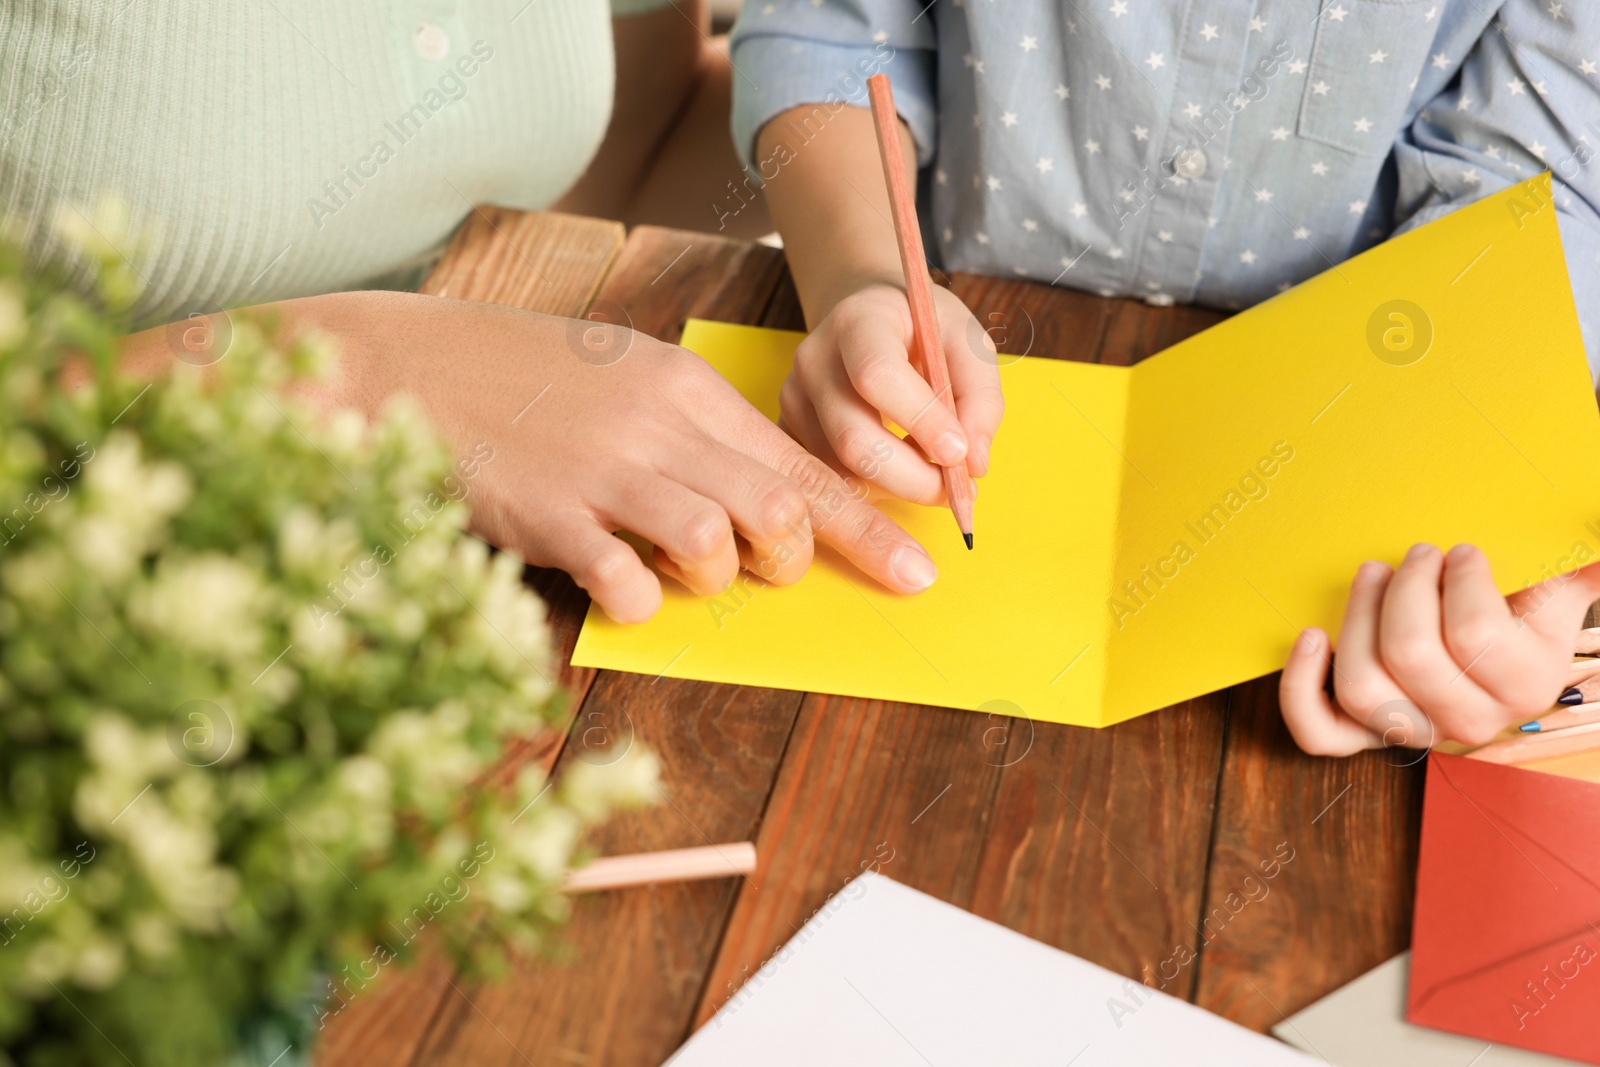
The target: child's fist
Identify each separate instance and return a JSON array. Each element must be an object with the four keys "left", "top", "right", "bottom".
[{"left": 779, "top": 282, "right": 1004, "bottom": 506}]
